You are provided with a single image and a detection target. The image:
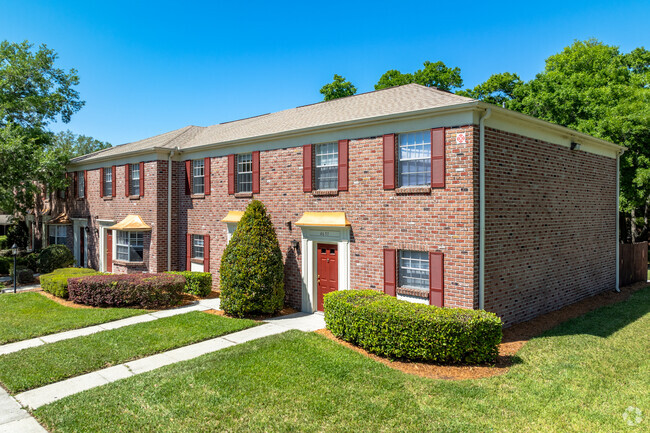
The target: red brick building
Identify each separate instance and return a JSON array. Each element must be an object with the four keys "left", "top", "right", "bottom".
[{"left": 37, "top": 84, "right": 622, "bottom": 325}]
